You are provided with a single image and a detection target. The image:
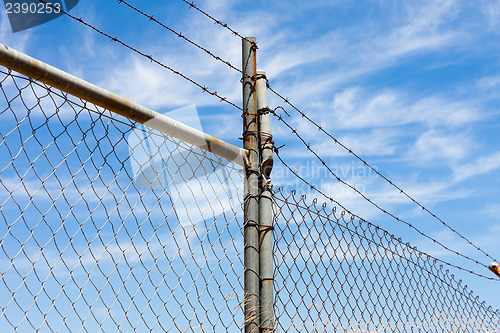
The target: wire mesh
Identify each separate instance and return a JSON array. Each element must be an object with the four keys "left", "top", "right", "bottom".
[
  {"left": 272, "top": 188, "right": 500, "bottom": 332},
  {"left": 2, "top": 57, "right": 500, "bottom": 333},
  {"left": 0, "top": 68, "right": 245, "bottom": 332}
]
